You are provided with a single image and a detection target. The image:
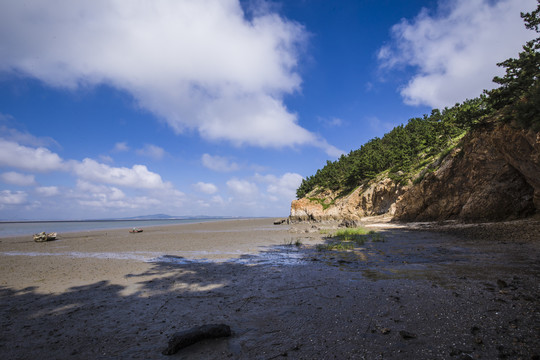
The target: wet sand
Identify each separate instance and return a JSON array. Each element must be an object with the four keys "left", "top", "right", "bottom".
[{"left": 0, "top": 217, "right": 539, "bottom": 359}]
